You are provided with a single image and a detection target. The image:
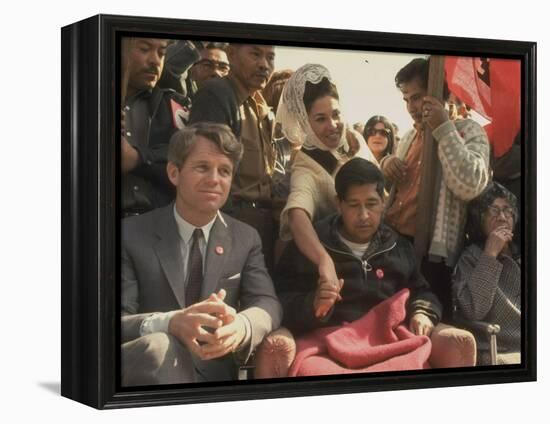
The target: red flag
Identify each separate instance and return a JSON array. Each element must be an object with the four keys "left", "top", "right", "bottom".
[
  {"left": 445, "top": 57, "right": 491, "bottom": 119},
  {"left": 445, "top": 57, "right": 521, "bottom": 158},
  {"left": 488, "top": 59, "right": 521, "bottom": 157}
]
